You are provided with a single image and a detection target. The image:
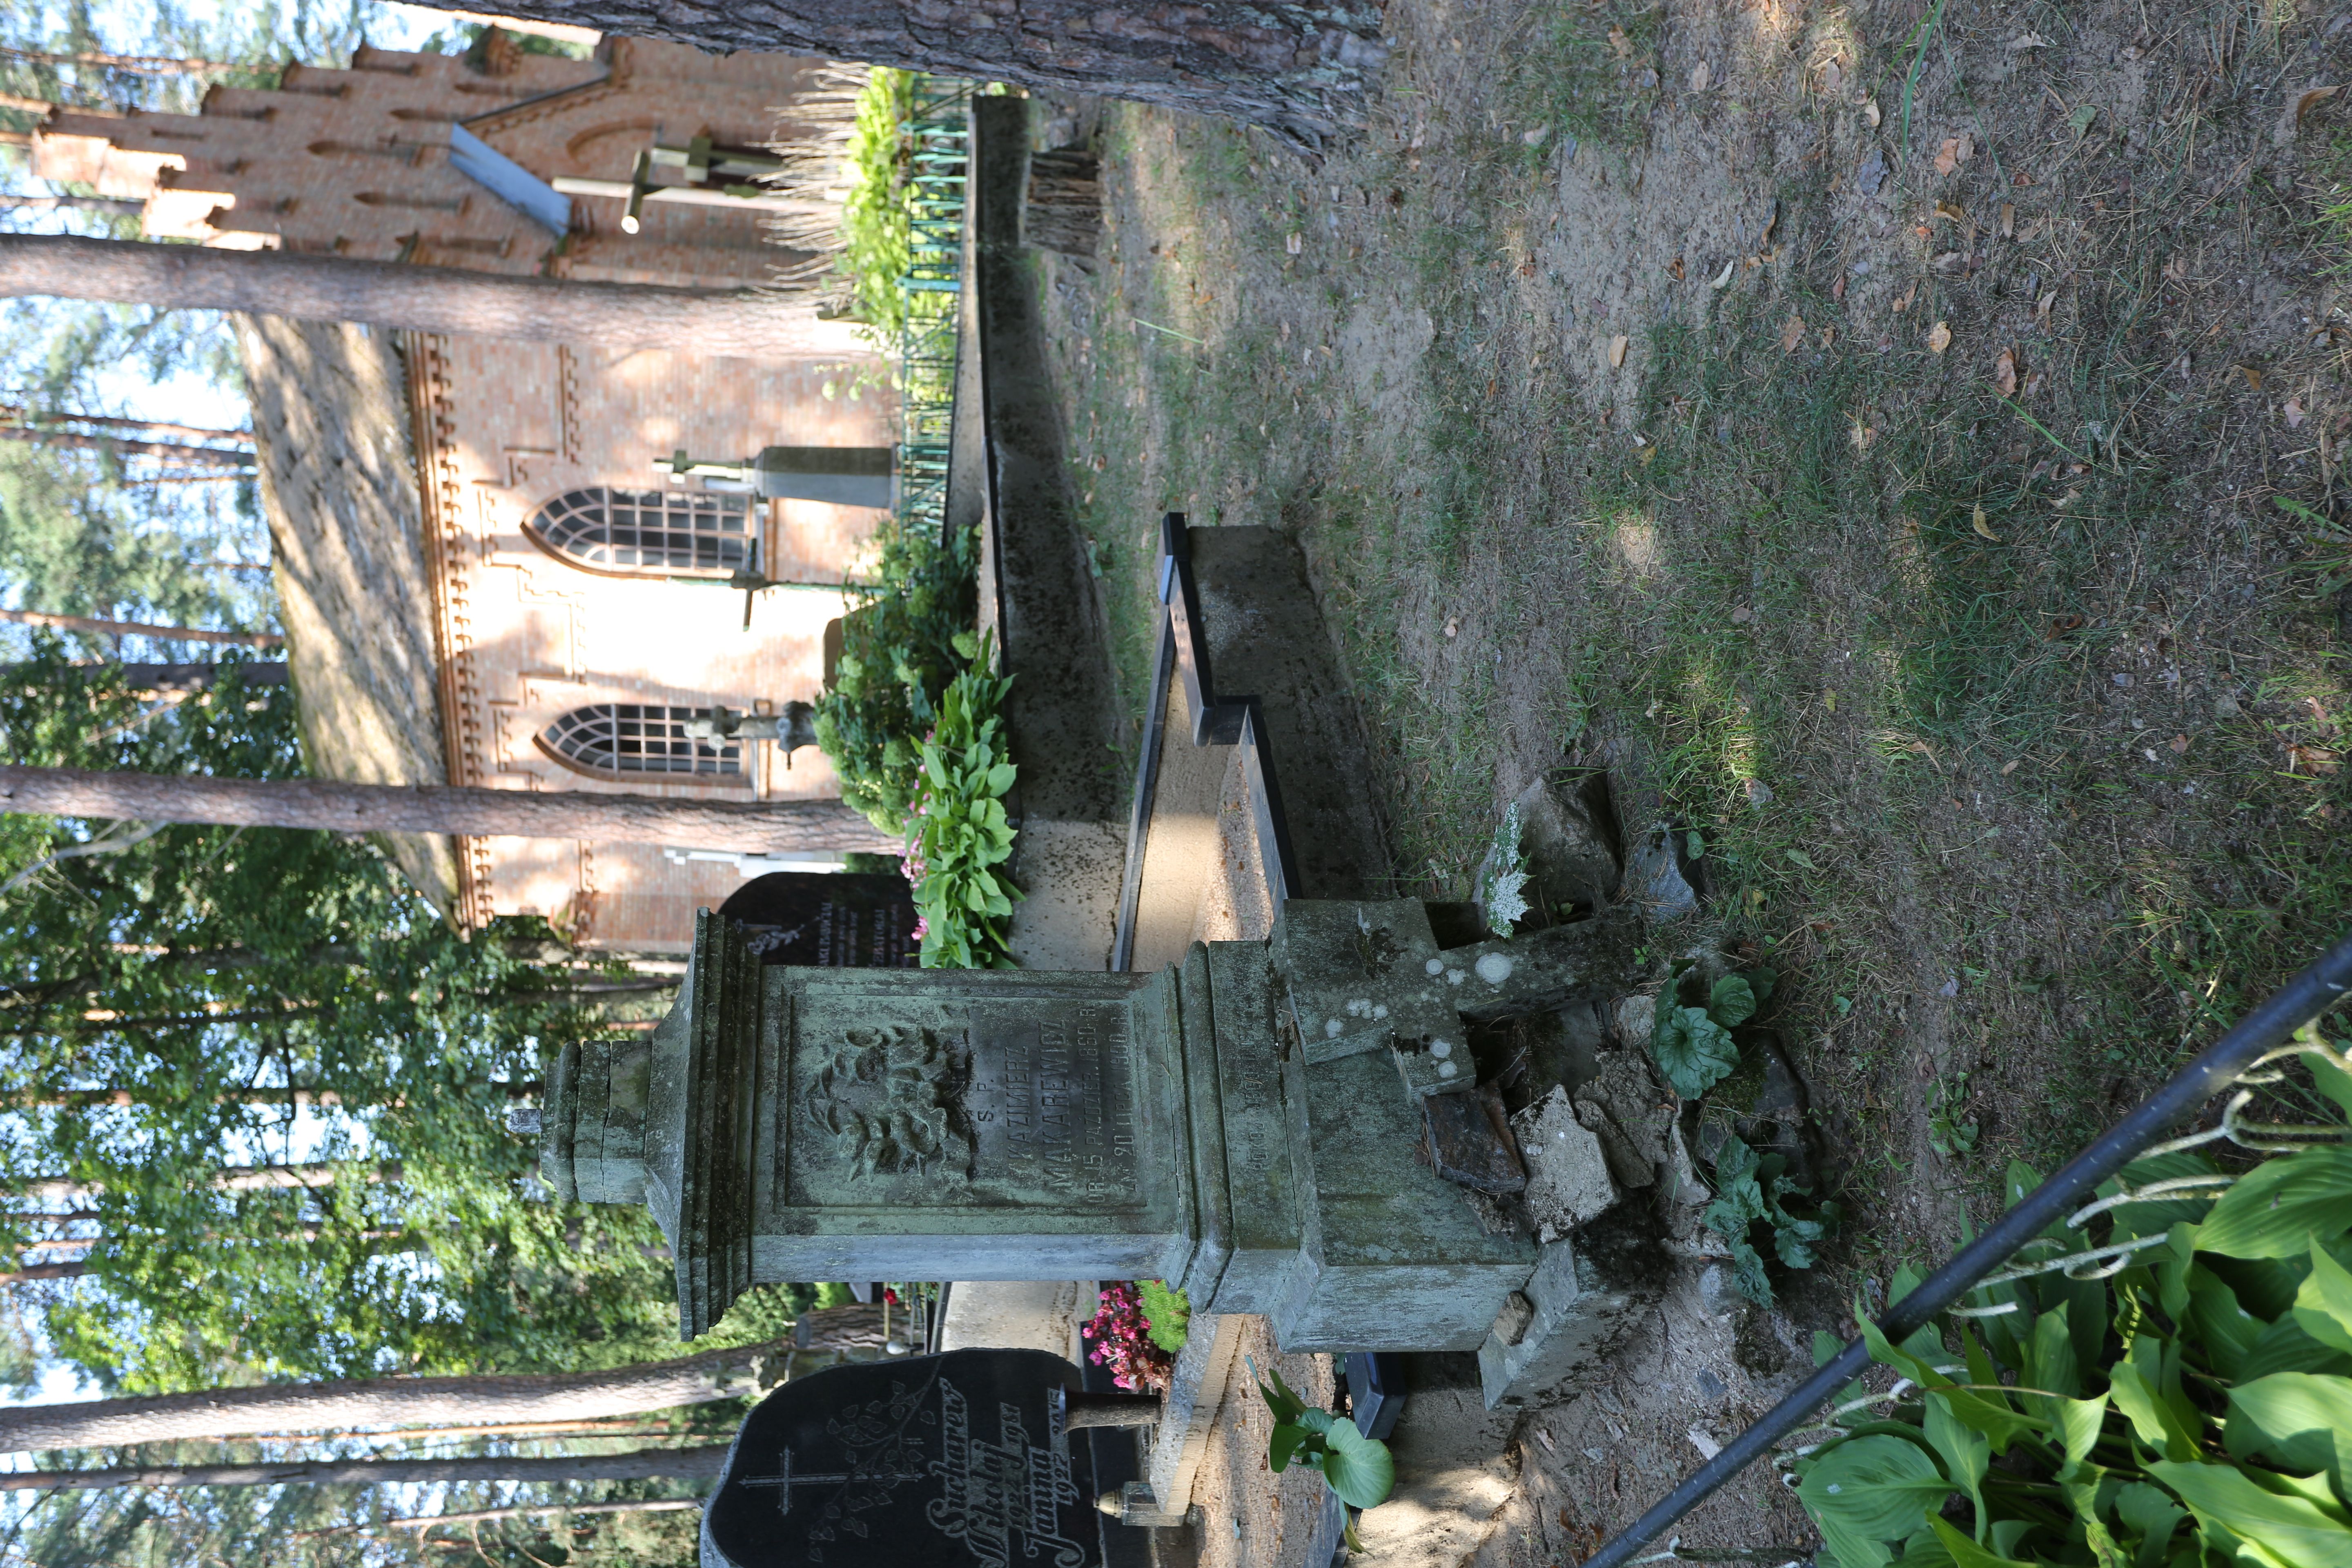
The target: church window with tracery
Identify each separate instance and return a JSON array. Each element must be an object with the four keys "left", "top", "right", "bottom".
[
  {"left": 524, "top": 487, "right": 754, "bottom": 576},
  {"left": 536, "top": 704, "right": 741, "bottom": 779}
]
